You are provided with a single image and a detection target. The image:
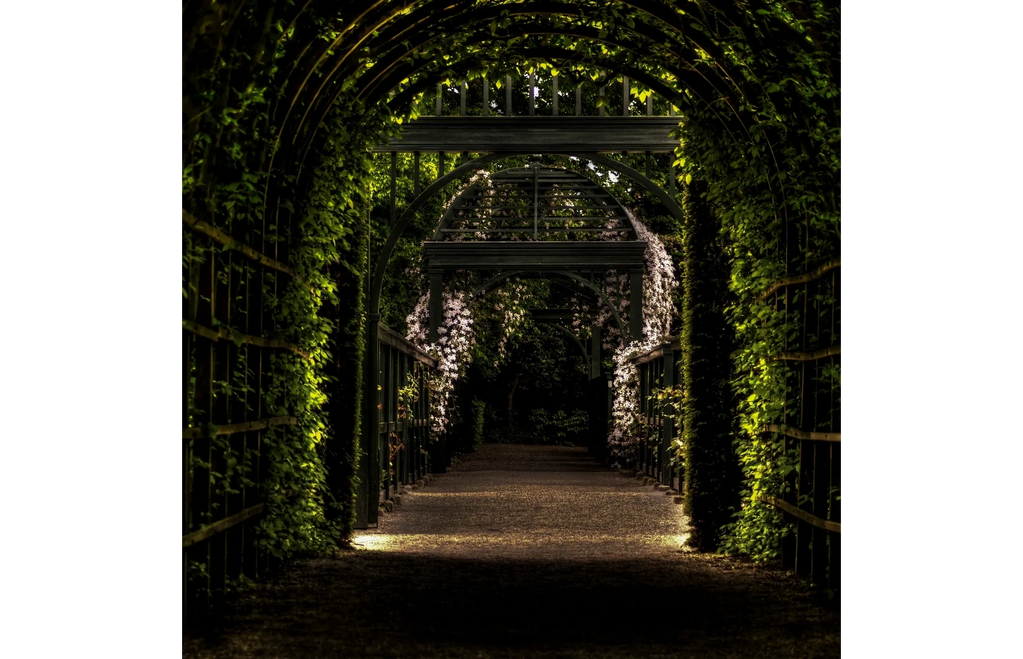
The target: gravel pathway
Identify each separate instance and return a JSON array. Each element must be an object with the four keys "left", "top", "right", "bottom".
[{"left": 184, "top": 444, "right": 839, "bottom": 658}]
